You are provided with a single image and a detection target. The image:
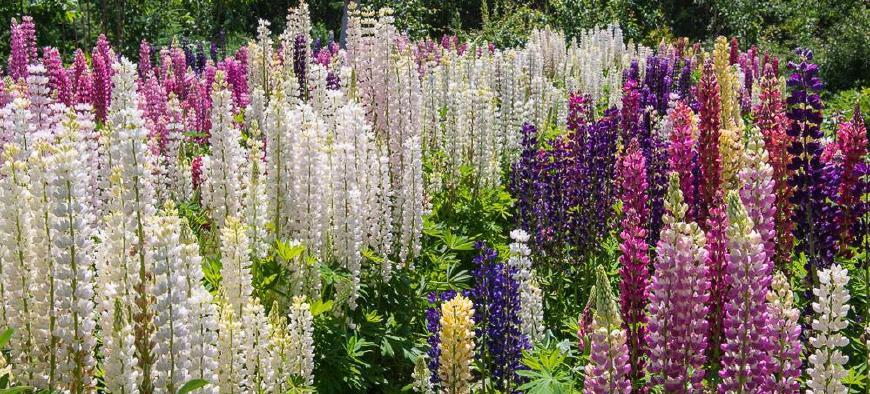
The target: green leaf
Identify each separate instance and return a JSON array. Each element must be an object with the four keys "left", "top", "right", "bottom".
[
  {"left": 309, "top": 299, "right": 334, "bottom": 317},
  {"left": 0, "top": 328, "right": 14, "bottom": 348},
  {"left": 177, "top": 379, "right": 210, "bottom": 394},
  {"left": 0, "top": 387, "right": 34, "bottom": 394}
]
